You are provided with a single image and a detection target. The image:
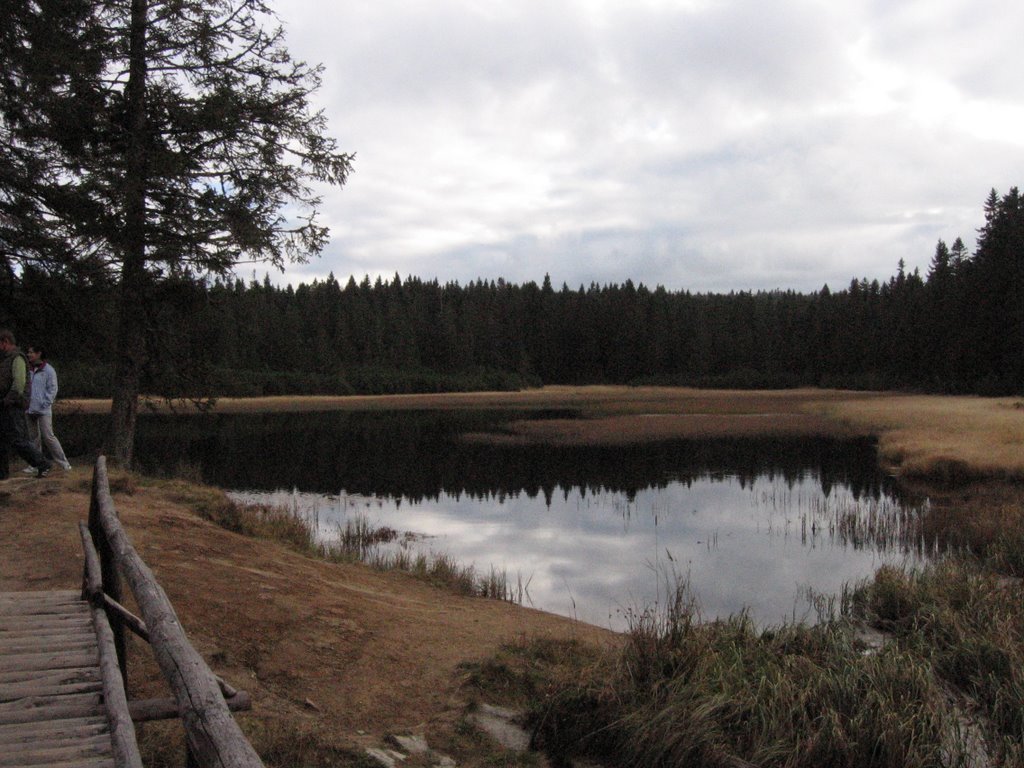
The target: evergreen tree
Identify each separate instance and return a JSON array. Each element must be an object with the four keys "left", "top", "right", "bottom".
[
  {"left": 1, "top": 0, "right": 112, "bottom": 273},
  {"left": 969, "top": 188, "right": 1024, "bottom": 391},
  {"left": 1, "top": 0, "right": 352, "bottom": 464}
]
